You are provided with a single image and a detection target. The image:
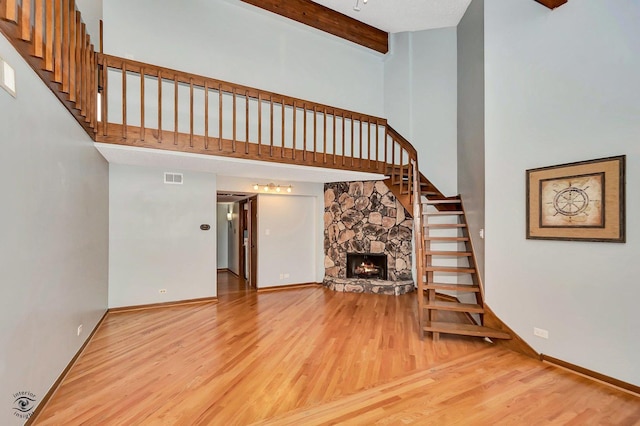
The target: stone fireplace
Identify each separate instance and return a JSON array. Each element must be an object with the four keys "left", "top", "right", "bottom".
[{"left": 323, "top": 181, "right": 414, "bottom": 296}]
